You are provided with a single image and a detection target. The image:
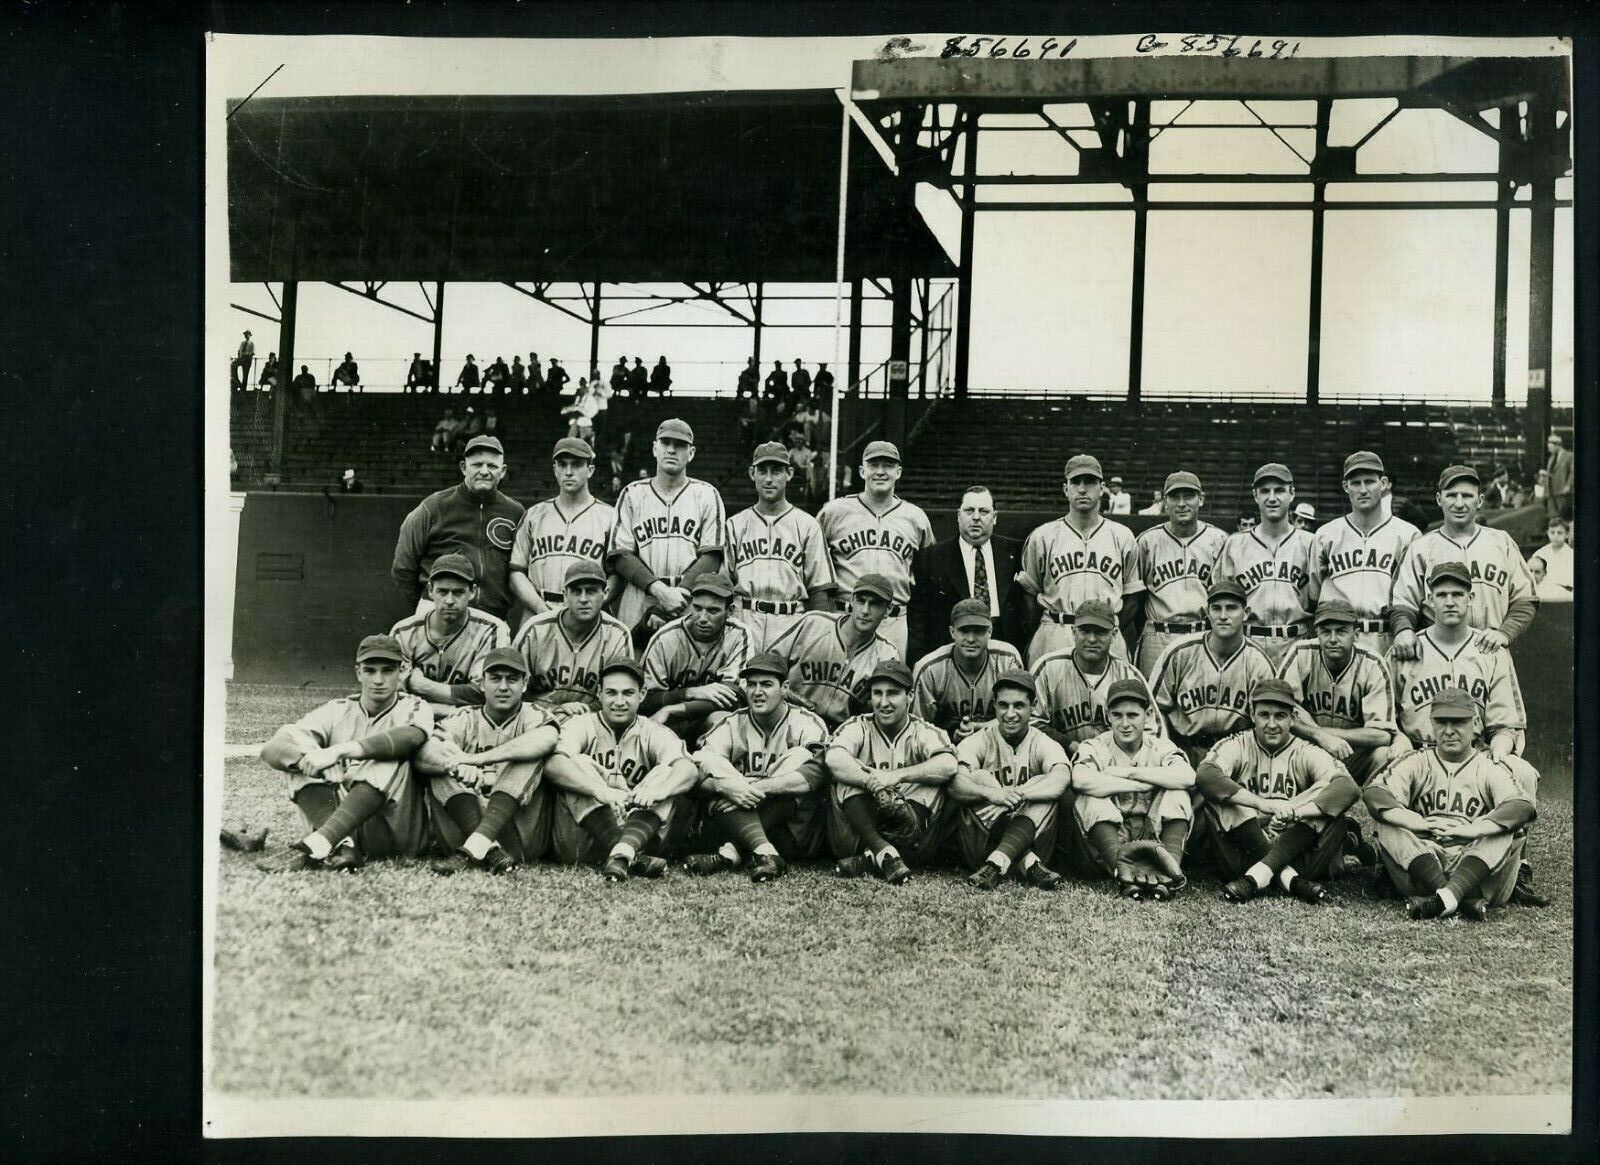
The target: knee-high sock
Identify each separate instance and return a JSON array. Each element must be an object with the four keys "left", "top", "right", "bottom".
[
  {"left": 442, "top": 793, "right": 481, "bottom": 837},
  {"left": 840, "top": 793, "right": 888, "bottom": 854},
  {"left": 1159, "top": 819, "right": 1190, "bottom": 867},
  {"left": 581, "top": 807, "right": 622, "bottom": 856},
  {"left": 615, "top": 809, "right": 662, "bottom": 855},
  {"left": 991, "top": 817, "right": 1036, "bottom": 869},
  {"left": 1224, "top": 818, "right": 1271, "bottom": 868},
  {"left": 1087, "top": 821, "right": 1121, "bottom": 876},
  {"left": 292, "top": 784, "right": 340, "bottom": 831},
  {"left": 311, "top": 784, "right": 386, "bottom": 849},
  {"left": 1261, "top": 822, "right": 1317, "bottom": 874},
  {"left": 472, "top": 791, "right": 518, "bottom": 845},
  {"left": 1443, "top": 855, "right": 1492, "bottom": 904},
  {"left": 1406, "top": 852, "right": 1448, "bottom": 893},
  {"left": 716, "top": 808, "right": 772, "bottom": 855}
]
